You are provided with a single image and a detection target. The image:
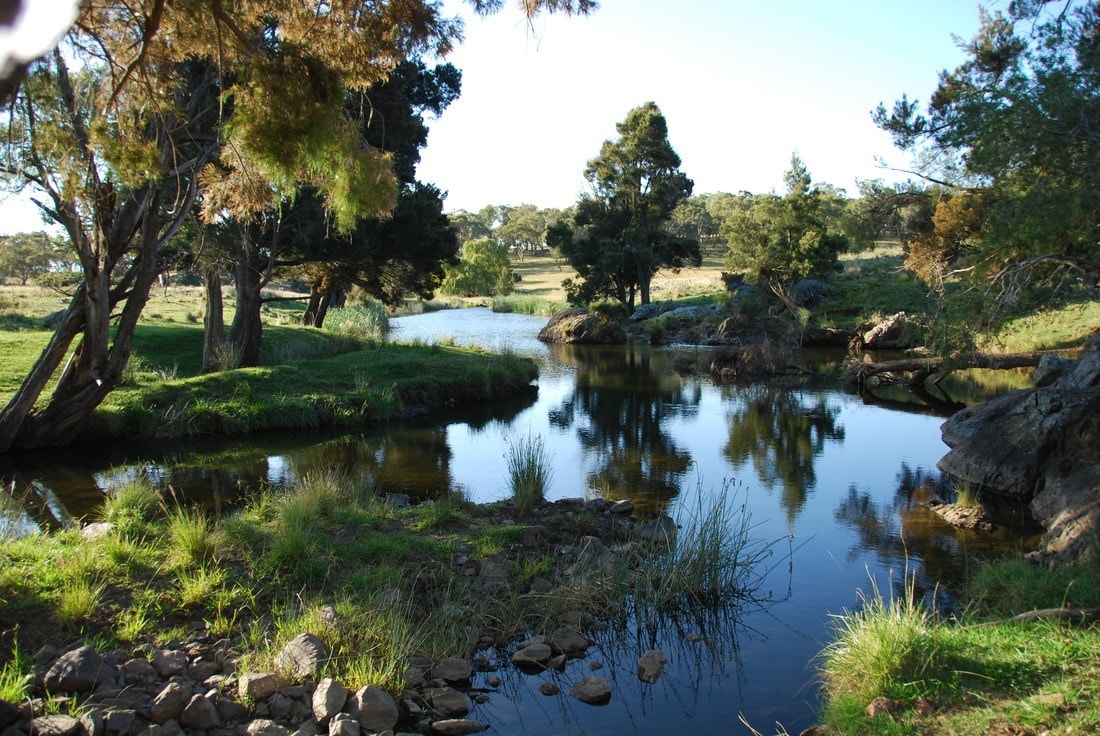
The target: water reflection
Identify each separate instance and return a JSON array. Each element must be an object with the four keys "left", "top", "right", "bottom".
[
  {"left": 548, "top": 345, "right": 698, "bottom": 516},
  {"left": 723, "top": 387, "right": 845, "bottom": 523}
]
